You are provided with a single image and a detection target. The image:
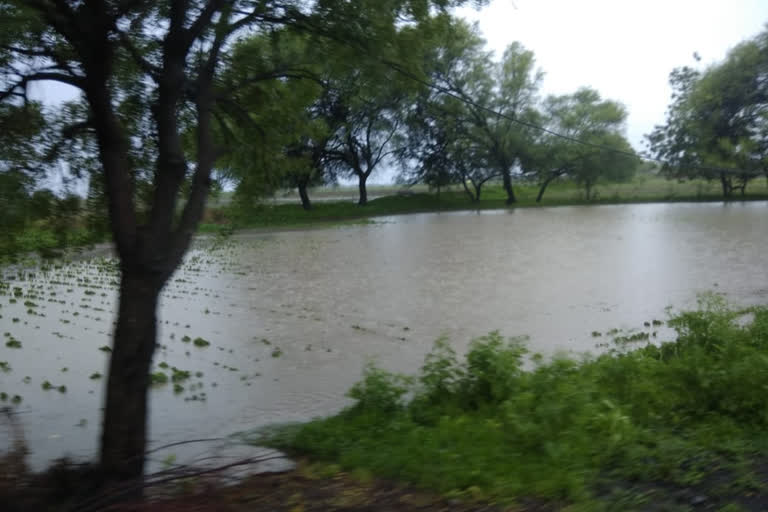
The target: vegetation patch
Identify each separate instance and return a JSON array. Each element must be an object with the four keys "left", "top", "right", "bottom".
[
  {"left": 192, "top": 337, "right": 210, "bottom": 347},
  {"left": 150, "top": 372, "right": 169, "bottom": 385},
  {"left": 266, "top": 296, "right": 768, "bottom": 508}
]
